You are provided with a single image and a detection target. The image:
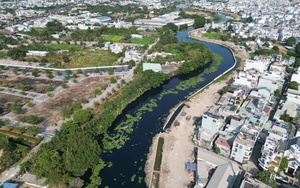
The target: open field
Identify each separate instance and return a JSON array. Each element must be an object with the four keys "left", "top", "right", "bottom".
[
  {"left": 23, "top": 76, "right": 111, "bottom": 127},
  {"left": 0, "top": 93, "right": 31, "bottom": 116},
  {"left": 106, "top": 35, "right": 123, "bottom": 42},
  {"left": 47, "top": 44, "right": 82, "bottom": 51},
  {"left": 203, "top": 33, "right": 222, "bottom": 40},
  {"left": 130, "top": 37, "right": 155, "bottom": 45},
  {"left": 70, "top": 50, "right": 119, "bottom": 68},
  {"left": 0, "top": 75, "right": 63, "bottom": 94}
]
